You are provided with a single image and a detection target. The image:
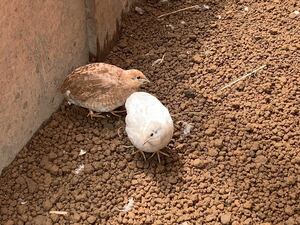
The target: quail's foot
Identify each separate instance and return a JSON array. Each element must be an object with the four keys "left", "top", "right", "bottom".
[
  {"left": 121, "top": 145, "right": 147, "bottom": 161},
  {"left": 110, "top": 110, "right": 127, "bottom": 117},
  {"left": 132, "top": 149, "right": 147, "bottom": 161},
  {"left": 149, "top": 150, "right": 170, "bottom": 164},
  {"left": 87, "top": 110, "right": 105, "bottom": 119},
  {"left": 117, "top": 127, "right": 126, "bottom": 137}
]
